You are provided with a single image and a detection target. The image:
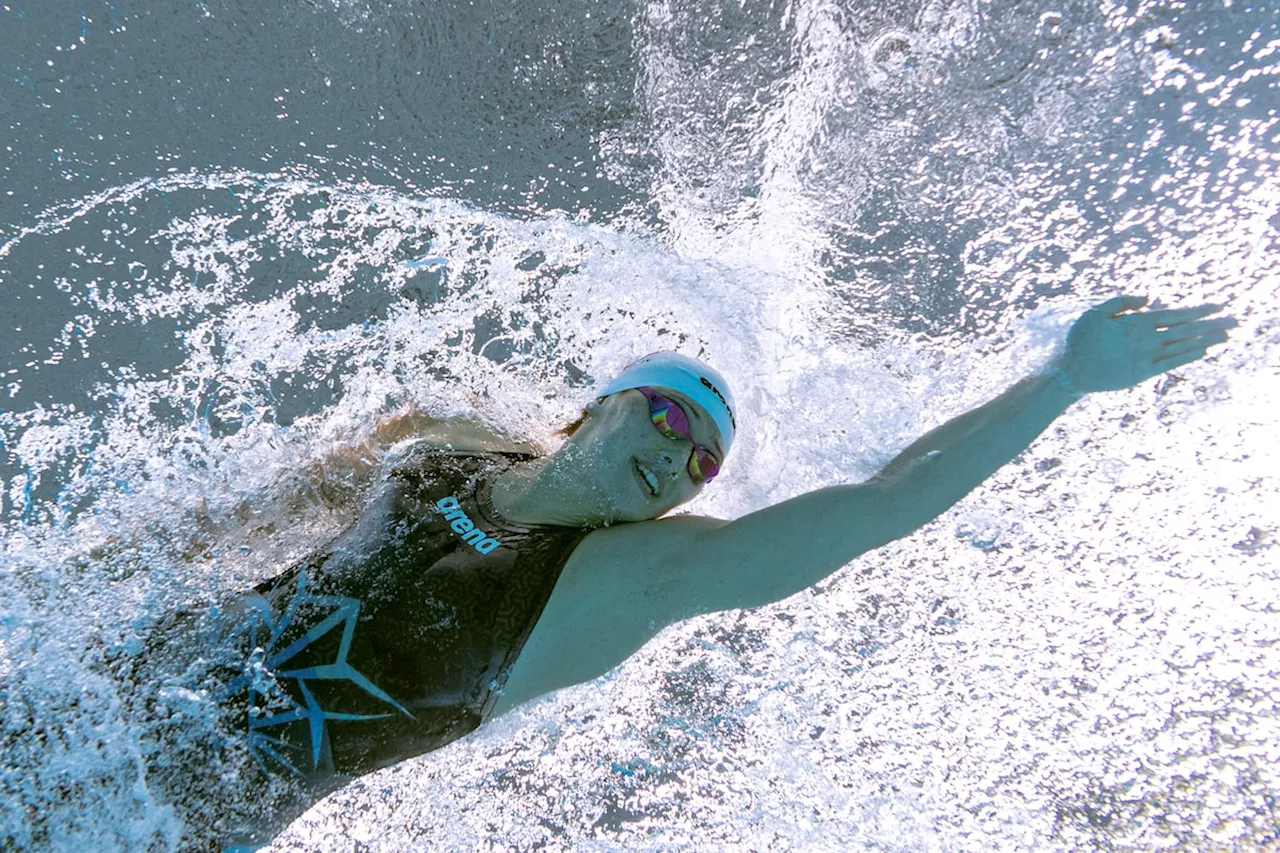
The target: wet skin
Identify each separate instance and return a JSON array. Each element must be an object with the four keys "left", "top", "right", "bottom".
[
  {"left": 495, "top": 297, "right": 1239, "bottom": 714},
  {"left": 498, "top": 385, "right": 723, "bottom": 526},
  {"left": 315, "top": 296, "right": 1239, "bottom": 719}
]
